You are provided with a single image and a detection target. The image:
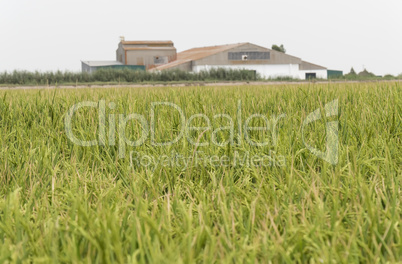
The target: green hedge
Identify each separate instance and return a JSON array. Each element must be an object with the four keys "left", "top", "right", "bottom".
[{"left": 0, "top": 68, "right": 258, "bottom": 85}]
